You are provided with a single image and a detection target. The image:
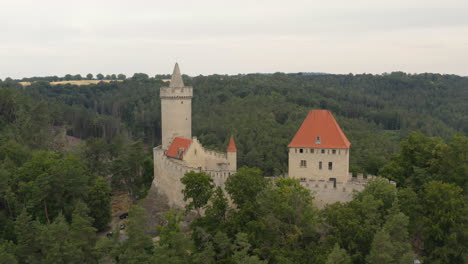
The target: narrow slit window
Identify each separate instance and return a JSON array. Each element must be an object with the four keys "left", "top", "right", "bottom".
[
  {"left": 328, "top": 162, "right": 333, "bottom": 170},
  {"left": 319, "top": 161, "right": 322, "bottom": 170}
]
